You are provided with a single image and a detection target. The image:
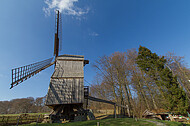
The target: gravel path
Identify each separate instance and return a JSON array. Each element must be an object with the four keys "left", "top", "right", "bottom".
[{"left": 145, "top": 120, "right": 166, "bottom": 126}]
